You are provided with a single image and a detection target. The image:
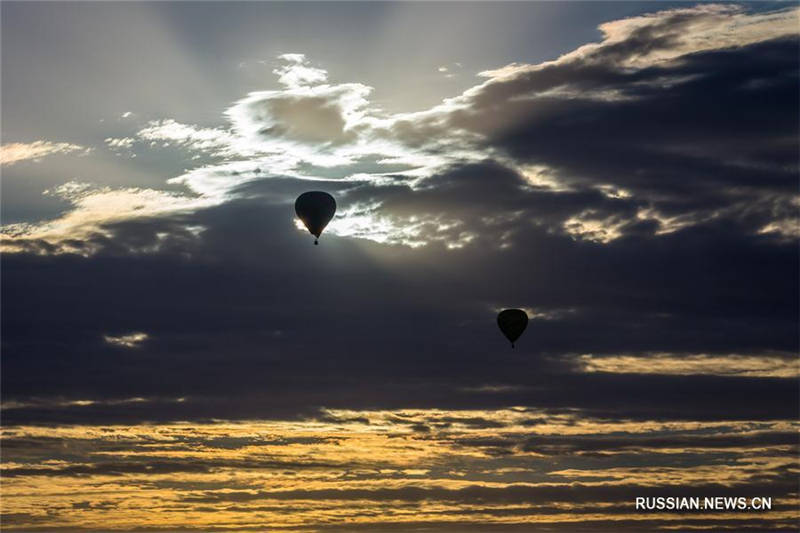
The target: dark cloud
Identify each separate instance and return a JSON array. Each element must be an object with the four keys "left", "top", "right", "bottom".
[
  {"left": 1, "top": 457, "right": 348, "bottom": 478},
  {"left": 181, "top": 479, "right": 799, "bottom": 505},
  {"left": 376, "top": 35, "right": 799, "bottom": 260},
  {"left": 464, "top": 37, "right": 796, "bottom": 216},
  {"left": 2, "top": 185, "right": 797, "bottom": 425}
]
